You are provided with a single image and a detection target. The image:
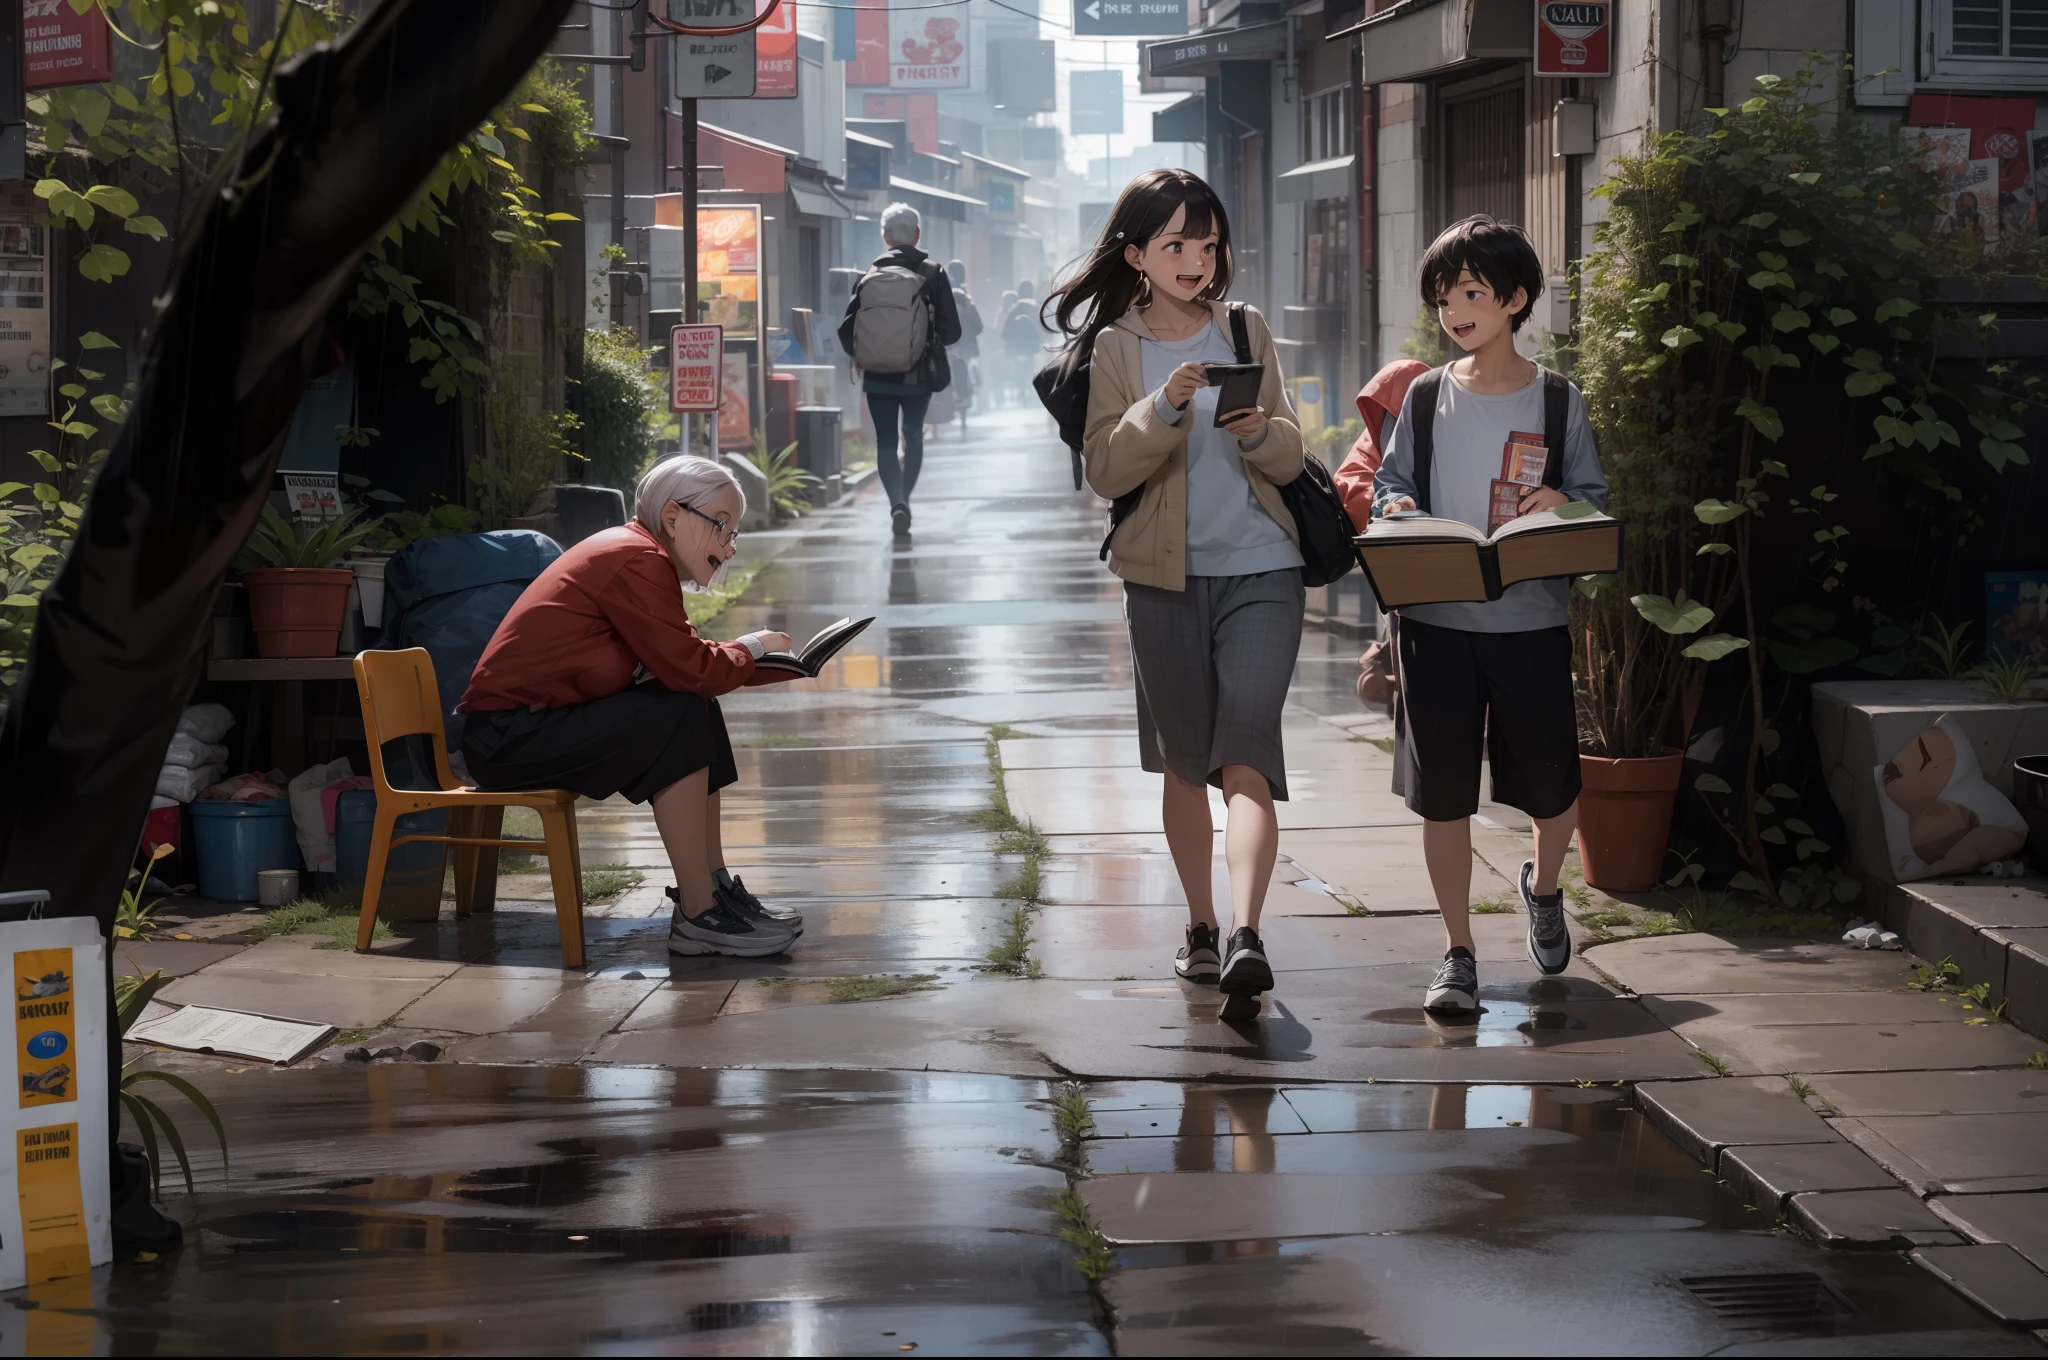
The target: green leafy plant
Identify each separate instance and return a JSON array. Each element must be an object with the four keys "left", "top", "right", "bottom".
[
  {"left": 756, "top": 437, "right": 820, "bottom": 518},
  {"left": 368, "top": 502, "right": 483, "bottom": 552},
  {"left": 114, "top": 970, "right": 228, "bottom": 1198},
  {"left": 1915, "top": 618, "right": 1976, "bottom": 679},
  {"left": 235, "top": 505, "right": 382, "bottom": 571},
  {"left": 580, "top": 327, "right": 677, "bottom": 490},
  {"left": 1695, "top": 1049, "right": 1733, "bottom": 1077},
  {"left": 1965, "top": 651, "right": 2044, "bottom": 701},
  {"left": 115, "top": 843, "right": 176, "bottom": 941}
]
